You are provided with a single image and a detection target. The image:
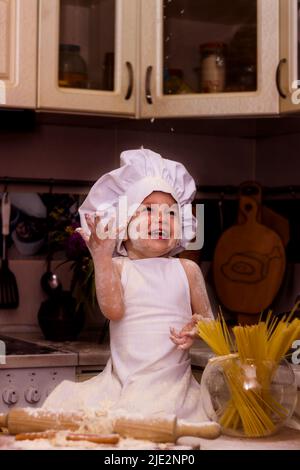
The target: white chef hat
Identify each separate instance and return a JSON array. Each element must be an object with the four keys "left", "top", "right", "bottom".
[{"left": 79, "top": 148, "right": 197, "bottom": 256}]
